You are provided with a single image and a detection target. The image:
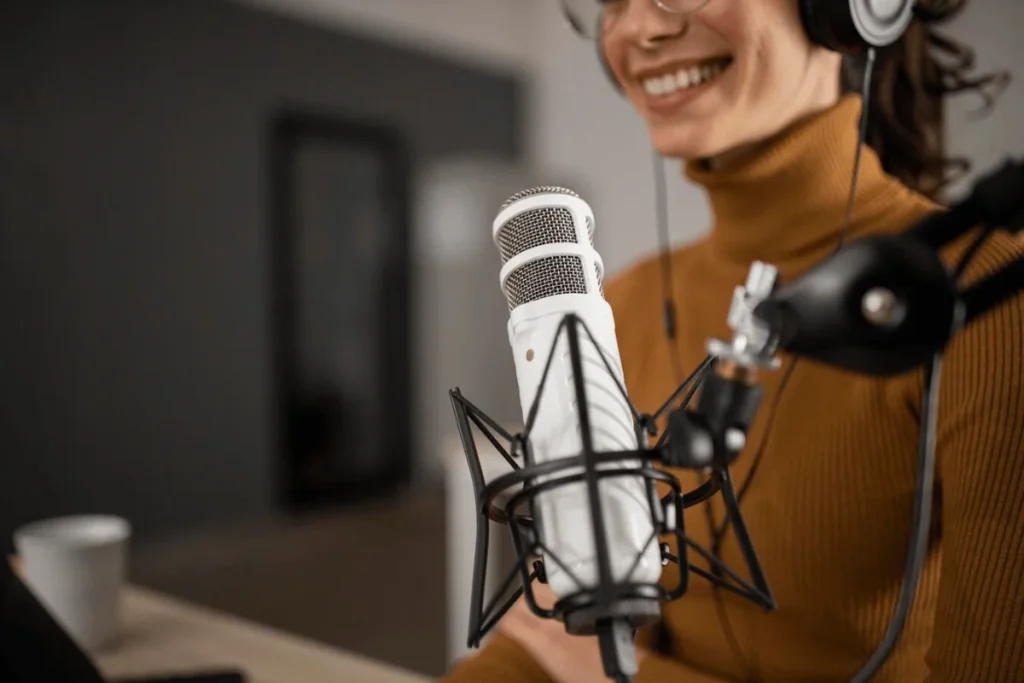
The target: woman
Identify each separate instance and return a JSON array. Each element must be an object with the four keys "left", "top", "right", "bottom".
[{"left": 444, "top": 0, "right": 1023, "bottom": 681}]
